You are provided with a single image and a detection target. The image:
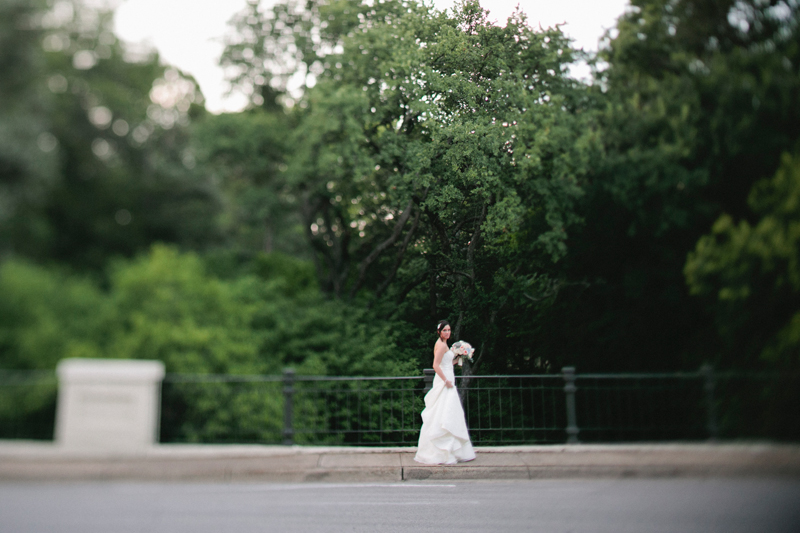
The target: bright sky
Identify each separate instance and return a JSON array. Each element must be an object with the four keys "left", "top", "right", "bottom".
[{"left": 114, "top": 0, "right": 630, "bottom": 113}]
